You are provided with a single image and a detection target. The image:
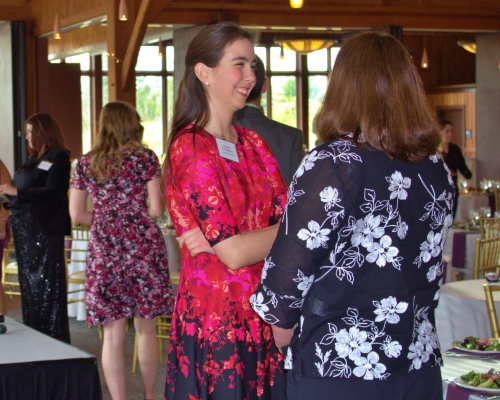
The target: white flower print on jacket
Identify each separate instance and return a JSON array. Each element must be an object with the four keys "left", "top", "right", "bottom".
[
  {"left": 313, "top": 297, "right": 407, "bottom": 379},
  {"left": 250, "top": 142, "right": 454, "bottom": 380}
]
